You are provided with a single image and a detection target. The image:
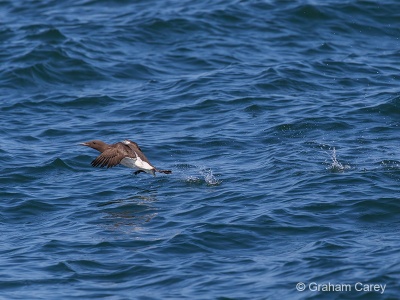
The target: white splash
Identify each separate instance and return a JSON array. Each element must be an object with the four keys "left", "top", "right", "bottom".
[
  {"left": 326, "top": 147, "right": 350, "bottom": 172},
  {"left": 182, "top": 165, "right": 221, "bottom": 186},
  {"left": 199, "top": 167, "right": 221, "bottom": 186}
]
